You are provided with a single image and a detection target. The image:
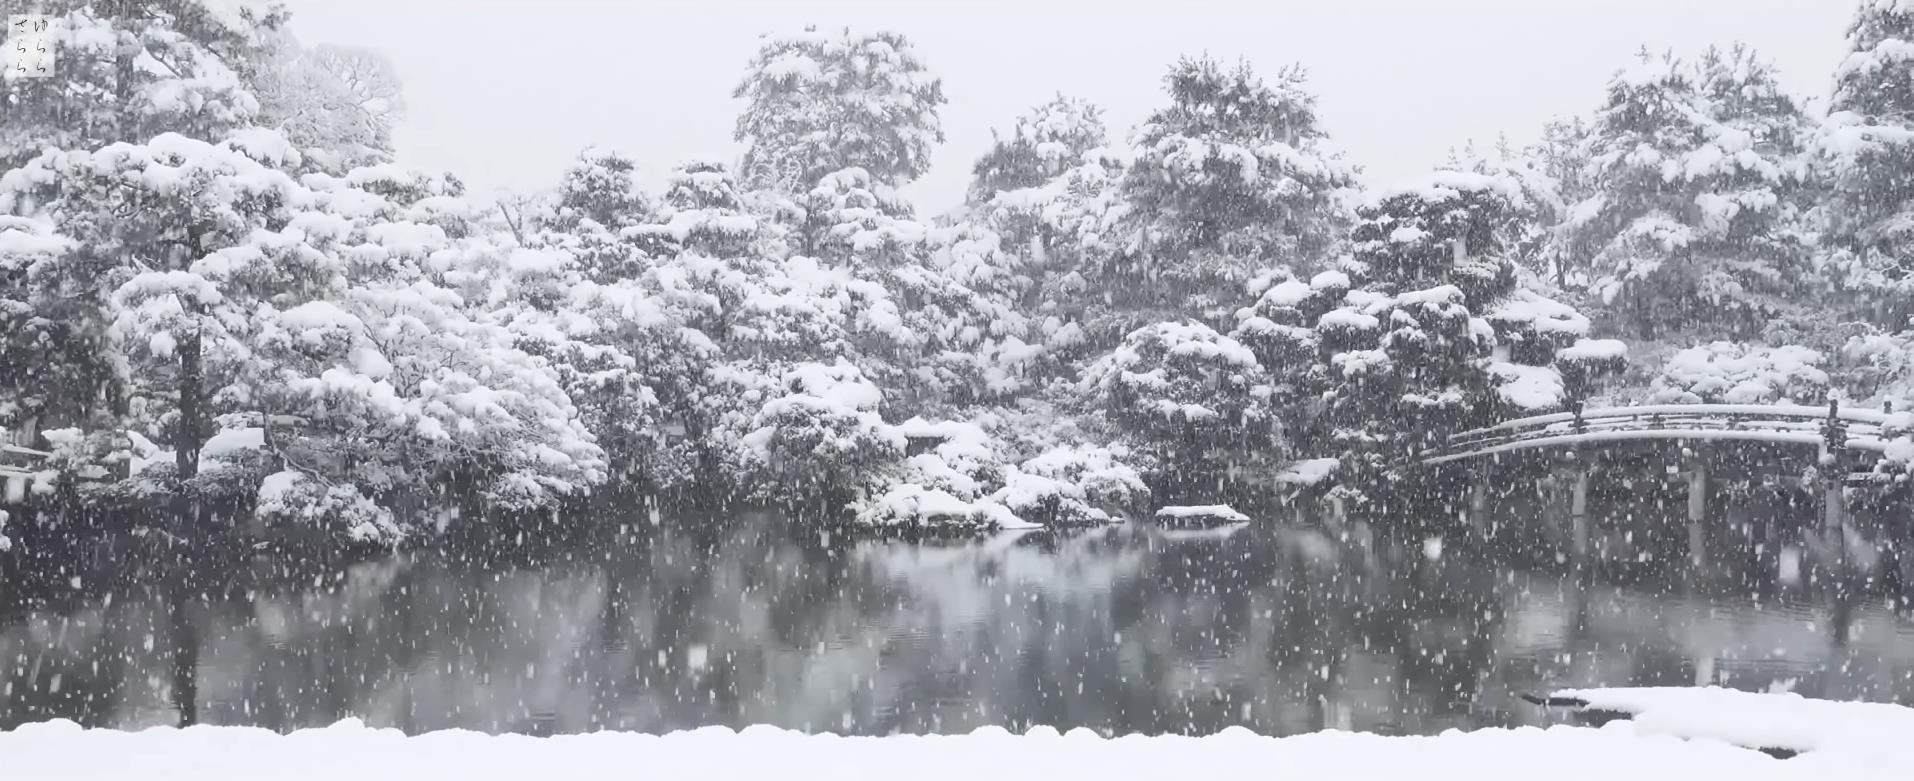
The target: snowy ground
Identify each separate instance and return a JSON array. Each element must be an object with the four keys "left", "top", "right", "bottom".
[{"left": 5, "top": 689, "right": 1912, "bottom": 780}]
